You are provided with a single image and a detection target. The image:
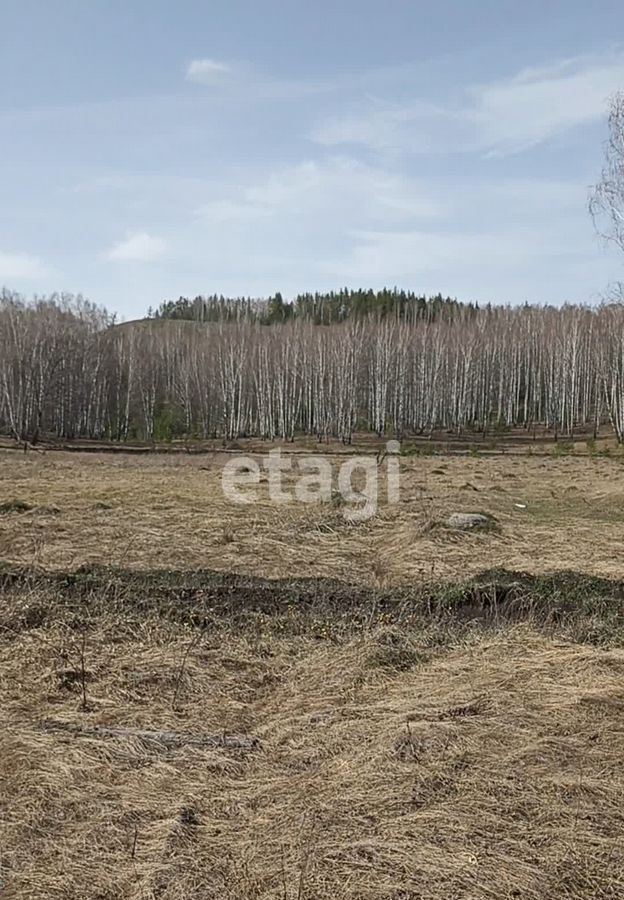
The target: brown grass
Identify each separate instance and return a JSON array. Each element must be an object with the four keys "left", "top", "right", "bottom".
[
  {"left": 1, "top": 448, "right": 624, "bottom": 583},
  {"left": 2, "top": 447, "right": 624, "bottom": 898},
  {"left": 2, "top": 588, "right": 624, "bottom": 899}
]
